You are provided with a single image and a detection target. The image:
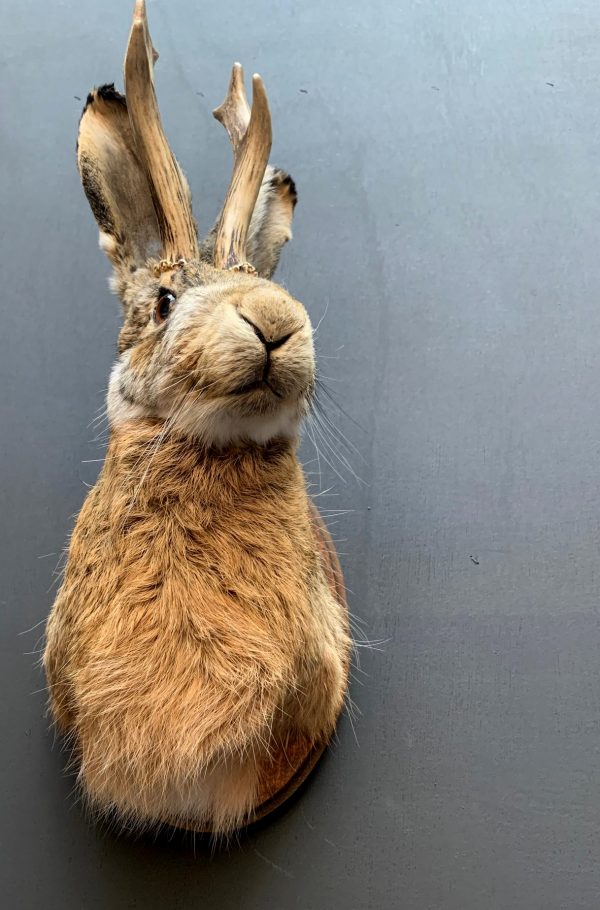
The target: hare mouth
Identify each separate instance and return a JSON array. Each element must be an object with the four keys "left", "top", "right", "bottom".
[{"left": 232, "top": 379, "right": 283, "bottom": 399}]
